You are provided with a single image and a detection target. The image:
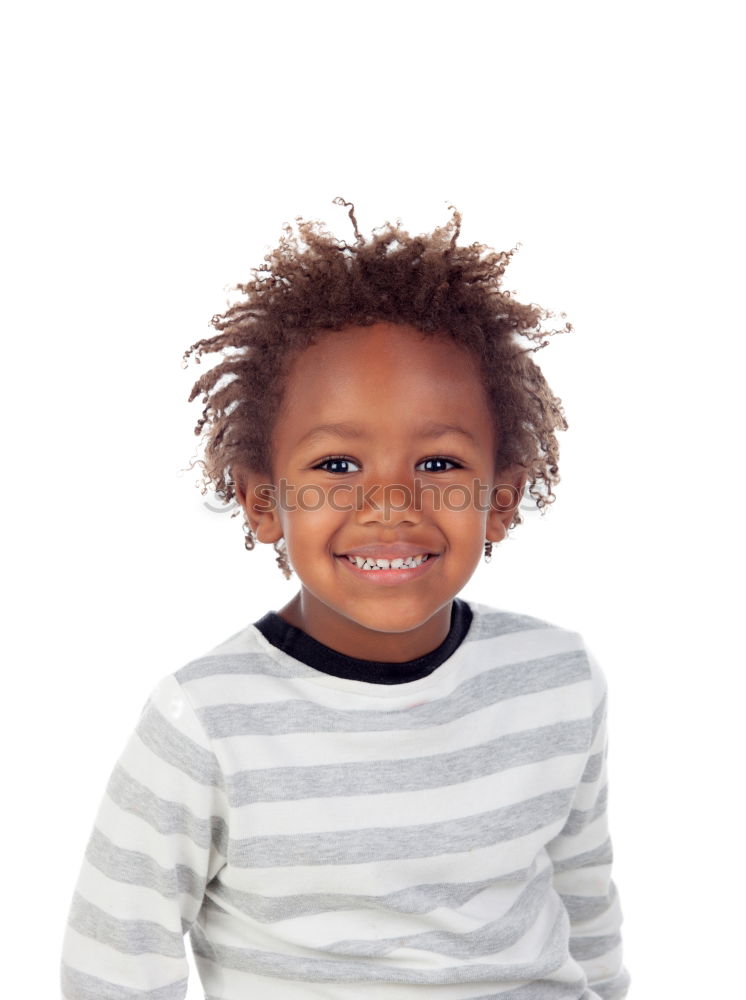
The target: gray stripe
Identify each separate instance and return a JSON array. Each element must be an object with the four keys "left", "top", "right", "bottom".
[
  {"left": 476, "top": 609, "right": 556, "bottom": 639},
  {"left": 61, "top": 963, "right": 187, "bottom": 1000},
  {"left": 591, "top": 694, "right": 607, "bottom": 741},
  {"left": 227, "top": 719, "right": 590, "bottom": 806},
  {"left": 550, "top": 838, "right": 613, "bottom": 874},
  {"left": 177, "top": 651, "right": 310, "bottom": 683},
  {"left": 107, "top": 764, "right": 228, "bottom": 855},
  {"left": 210, "top": 860, "right": 542, "bottom": 923},
  {"left": 581, "top": 750, "right": 604, "bottom": 783},
  {"left": 558, "top": 785, "right": 608, "bottom": 837},
  {"left": 228, "top": 788, "right": 574, "bottom": 868},
  {"left": 319, "top": 864, "right": 554, "bottom": 958},
  {"left": 136, "top": 702, "right": 223, "bottom": 788},
  {"left": 69, "top": 892, "right": 183, "bottom": 958},
  {"left": 200, "top": 651, "right": 590, "bottom": 738},
  {"left": 86, "top": 827, "right": 206, "bottom": 900},
  {"left": 560, "top": 881, "right": 618, "bottom": 922},
  {"left": 190, "top": 905, "right": 570, "bottom": 983},
  {"left": 479, "top": 985, "right": 588, "bottom": 1000},
  {"left": 569, "top": 932, "right": 622, "bottom": 961}
]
